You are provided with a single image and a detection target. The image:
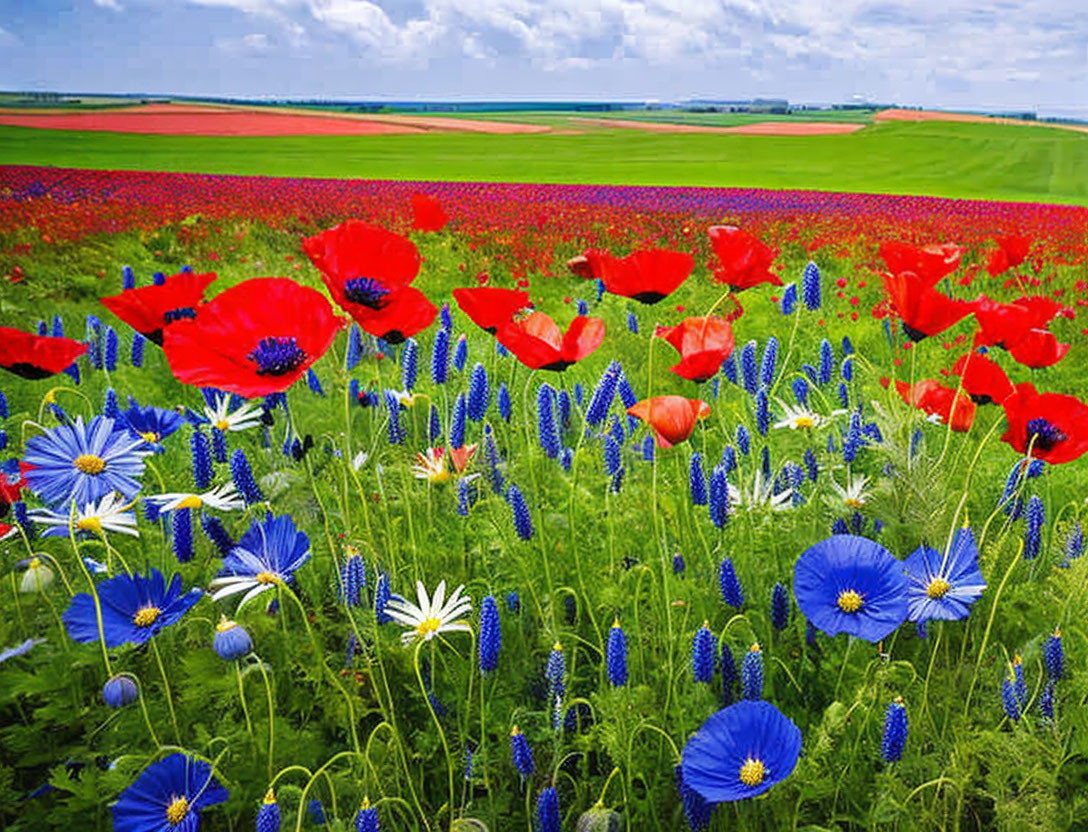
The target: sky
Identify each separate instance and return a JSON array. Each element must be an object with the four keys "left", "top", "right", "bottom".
[{"left": 1, "top": 0, "right": 1085, "bottom": 118}]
